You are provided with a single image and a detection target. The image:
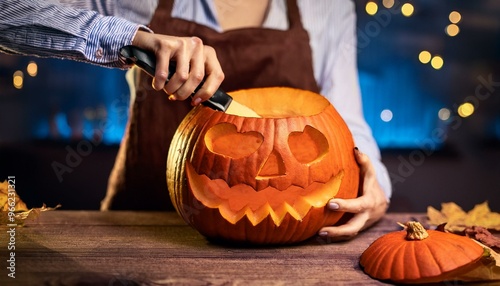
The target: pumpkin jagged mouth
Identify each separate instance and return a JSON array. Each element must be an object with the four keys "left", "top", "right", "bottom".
[{"left": 186, "top": 162, "right": 344, "bottom": 227}]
